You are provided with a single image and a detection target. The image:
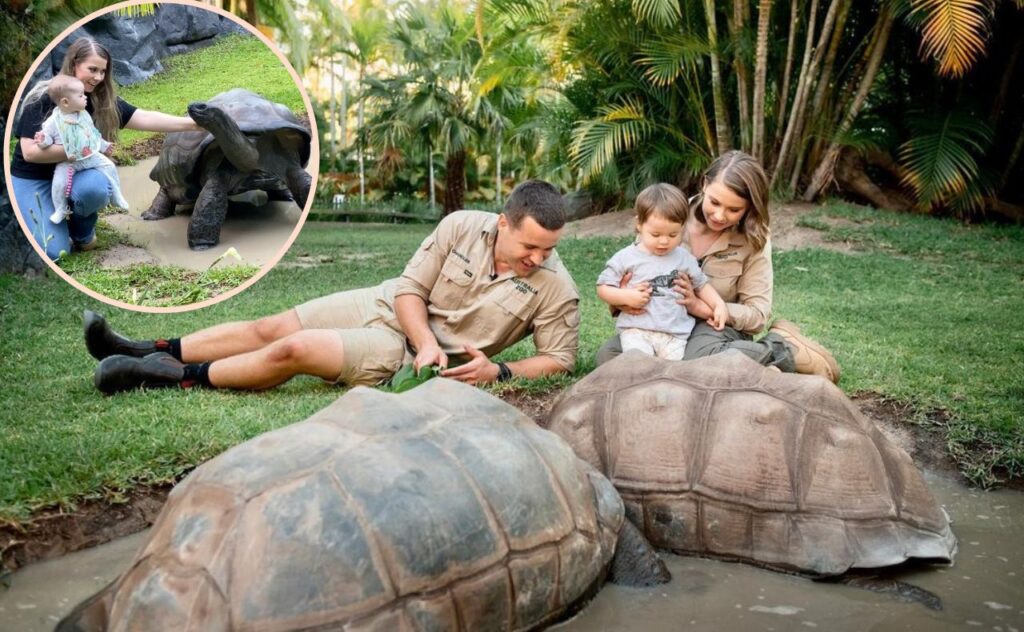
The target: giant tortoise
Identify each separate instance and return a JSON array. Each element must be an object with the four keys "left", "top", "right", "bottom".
[
  {"left": 546, "top": 352, "right": 957, "bottom": 579},
  {"left": 143, "top": 88, "right": 312, "bottom": 250},
  {"left": 58, "top": 379, "right": 668, "bottom": 631}
]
